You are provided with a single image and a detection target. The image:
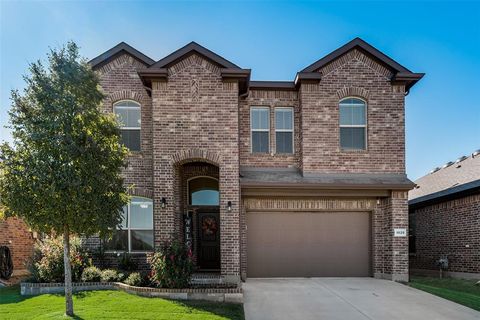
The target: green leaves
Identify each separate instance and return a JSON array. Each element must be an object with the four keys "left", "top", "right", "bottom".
[{"left": 0, "top": 41, "right": 129, "bottom": 237}]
